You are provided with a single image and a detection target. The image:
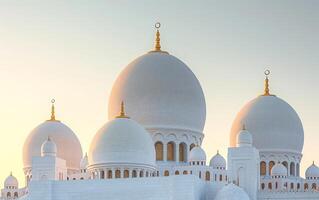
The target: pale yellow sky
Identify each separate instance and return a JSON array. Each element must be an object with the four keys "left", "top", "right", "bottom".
[{"left": 0, "top": 1, "right": 318, "bottom": 188}]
